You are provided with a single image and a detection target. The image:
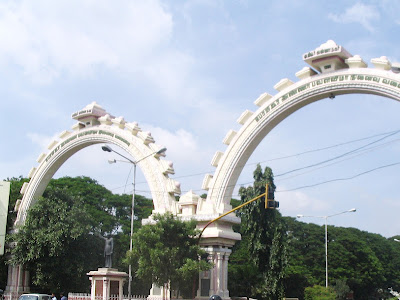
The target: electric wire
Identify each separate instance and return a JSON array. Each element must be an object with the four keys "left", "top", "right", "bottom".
[
  {"left": 165, "top": 128, "right": 400, "bottom": 183},
  {"left": 127, "top": 146, "right": 400, "bottom": 197},
  {"left": 275, "top": 129, "right": 400, "bottom": 177},
  {"left": 277, "top": 161, "right": 400, "bottom": 192},
  {"left": 248, "top": 129, "right": 400, "bottom": 165},
  {"left": 110, "top": 128, "right": 400, "bottom": 189},
  {"left": 276, "top": 137, "right": 400, "bottom": 182},
  {"left": 107, "top": 129, "right": 400, "bottom": 195}
]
